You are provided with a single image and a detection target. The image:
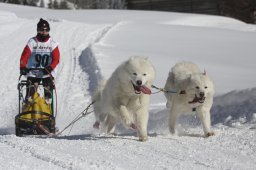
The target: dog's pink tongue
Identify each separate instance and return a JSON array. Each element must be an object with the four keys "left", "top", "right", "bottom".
[{"left": 140, "top": 86, "right": 151, "bottom": 94}]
